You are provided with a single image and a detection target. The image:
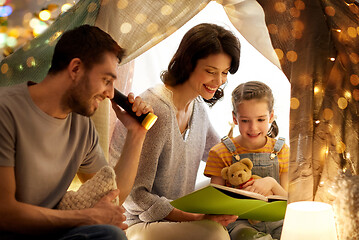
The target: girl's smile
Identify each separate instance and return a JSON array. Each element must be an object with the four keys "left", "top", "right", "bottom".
[{"left": 233, "top": 99, "right": 274, "bottom": 150}]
